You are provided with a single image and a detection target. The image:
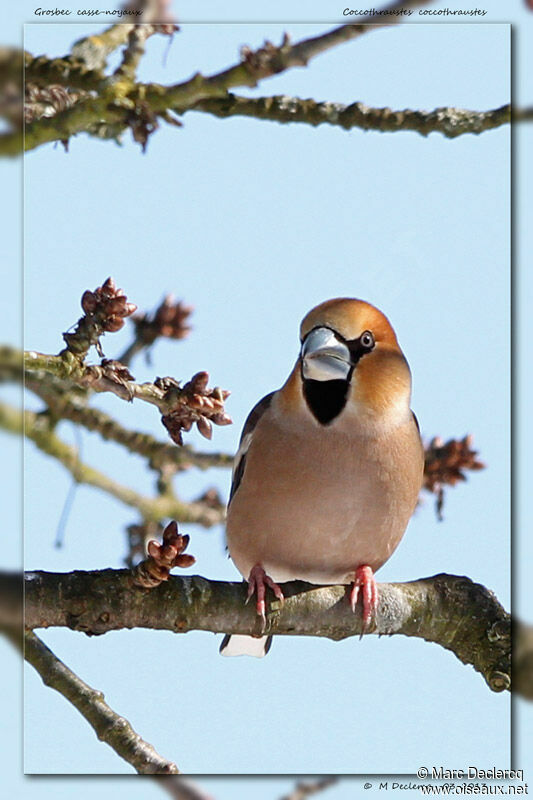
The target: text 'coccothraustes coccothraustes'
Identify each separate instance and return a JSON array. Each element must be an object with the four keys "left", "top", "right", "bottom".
[{"left": 220, "top": 298, "right": 424, "bottom": 657}]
